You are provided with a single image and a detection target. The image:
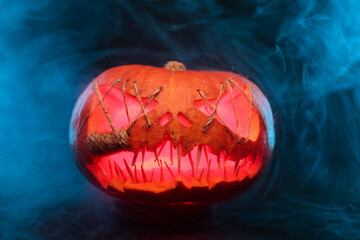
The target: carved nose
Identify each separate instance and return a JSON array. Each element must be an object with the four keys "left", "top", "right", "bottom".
[
  {"left": 159, "top": 112, "right": 172, "bottom": 125},
  {"left": 177, "top": 112, "right": 193, "bottom": 127},
  {"left": 158, "top": 112, "right": 193, "bottom": 127}
]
